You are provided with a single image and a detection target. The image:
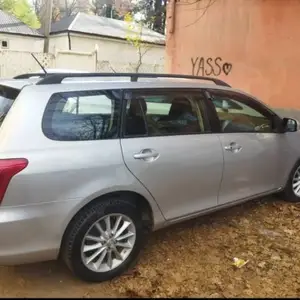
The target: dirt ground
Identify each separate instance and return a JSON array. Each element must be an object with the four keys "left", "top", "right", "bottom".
[{"left": 1, "top": 197, "right": 300, "bottom": 298}]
